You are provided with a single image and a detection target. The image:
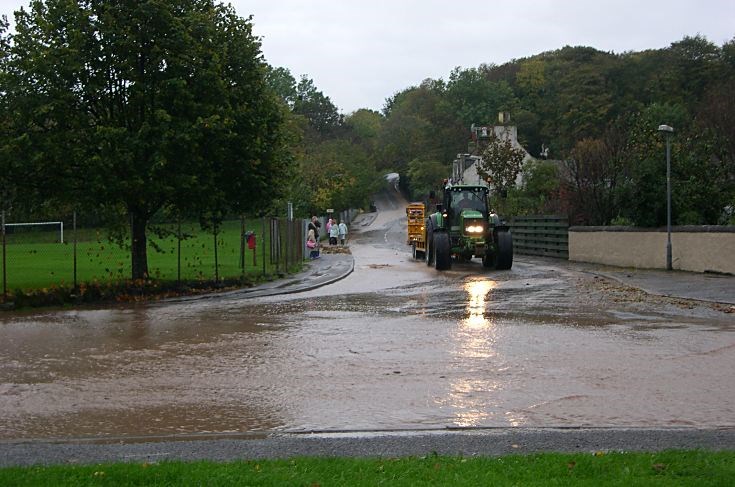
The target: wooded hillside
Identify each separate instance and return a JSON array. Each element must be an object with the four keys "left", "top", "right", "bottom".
[{"left": 274, "top": 34, "right": 735, "bottom": 226}]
